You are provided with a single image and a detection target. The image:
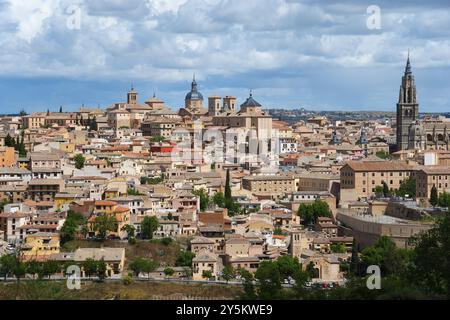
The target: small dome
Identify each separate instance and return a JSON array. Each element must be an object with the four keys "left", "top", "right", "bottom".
[
  {"left": 185, "top": 77, "right": 204, "bottom": 101},
  {"left": 185, "top": 91, "right": 204, "bottom": 101},
  {"left": 240, "top": 93, "right": 261, "bottom": 108}
]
